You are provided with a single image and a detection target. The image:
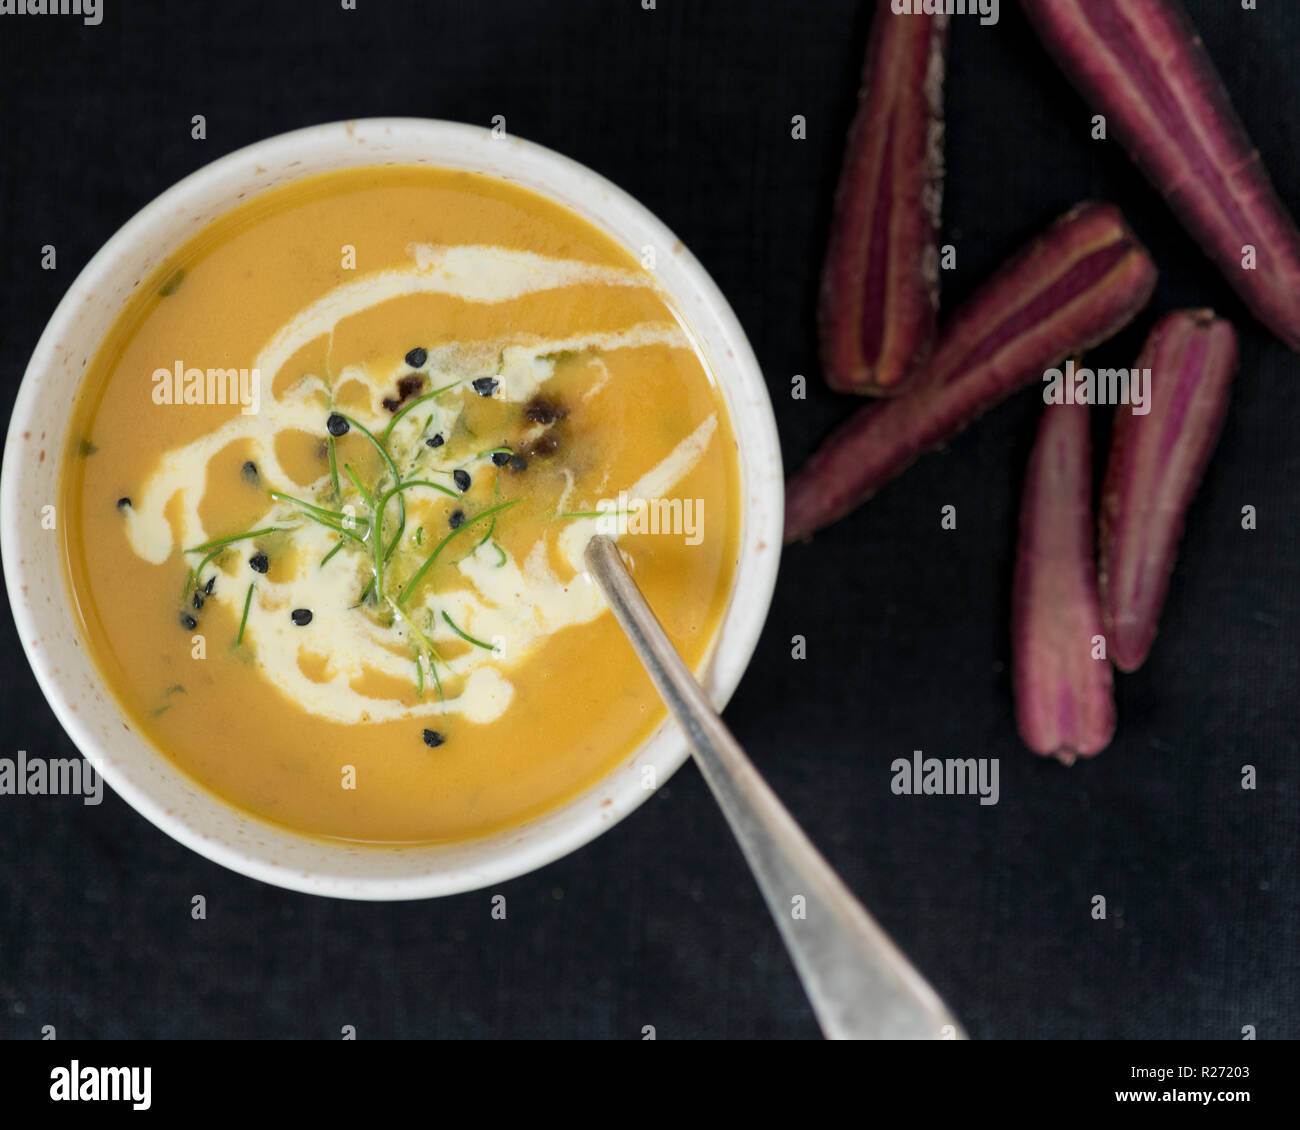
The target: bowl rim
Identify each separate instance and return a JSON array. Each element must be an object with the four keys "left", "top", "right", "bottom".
[{"left": 1, "top": 117, "right": 784, "bottom": 899}]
